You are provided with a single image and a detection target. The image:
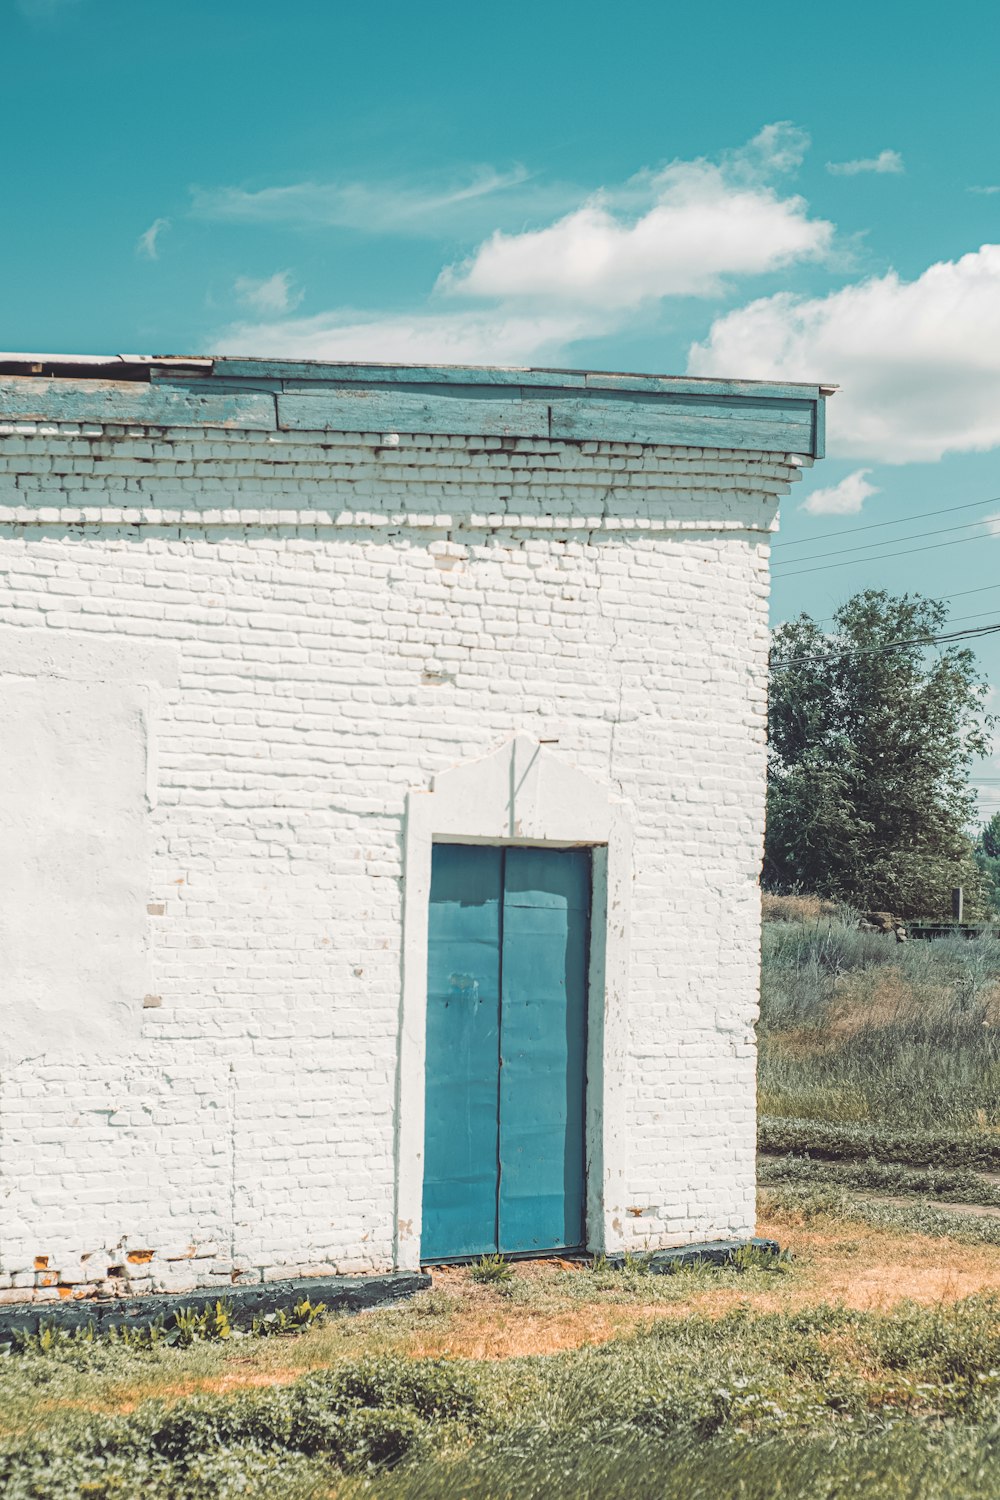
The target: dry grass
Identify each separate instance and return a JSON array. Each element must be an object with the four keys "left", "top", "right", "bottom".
[
  {"left": 759, "top": 920, "right": 1000, "bottom": 1132},
  {"left": 53, "top": 1207, "right": 1000, "bottom": 1416},
  {"left": 757, "top": 1213, "right": 1000, "bottom": 1310},
  {"left": 762, "top": 892, "right": 841, "bottom": 924}
]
